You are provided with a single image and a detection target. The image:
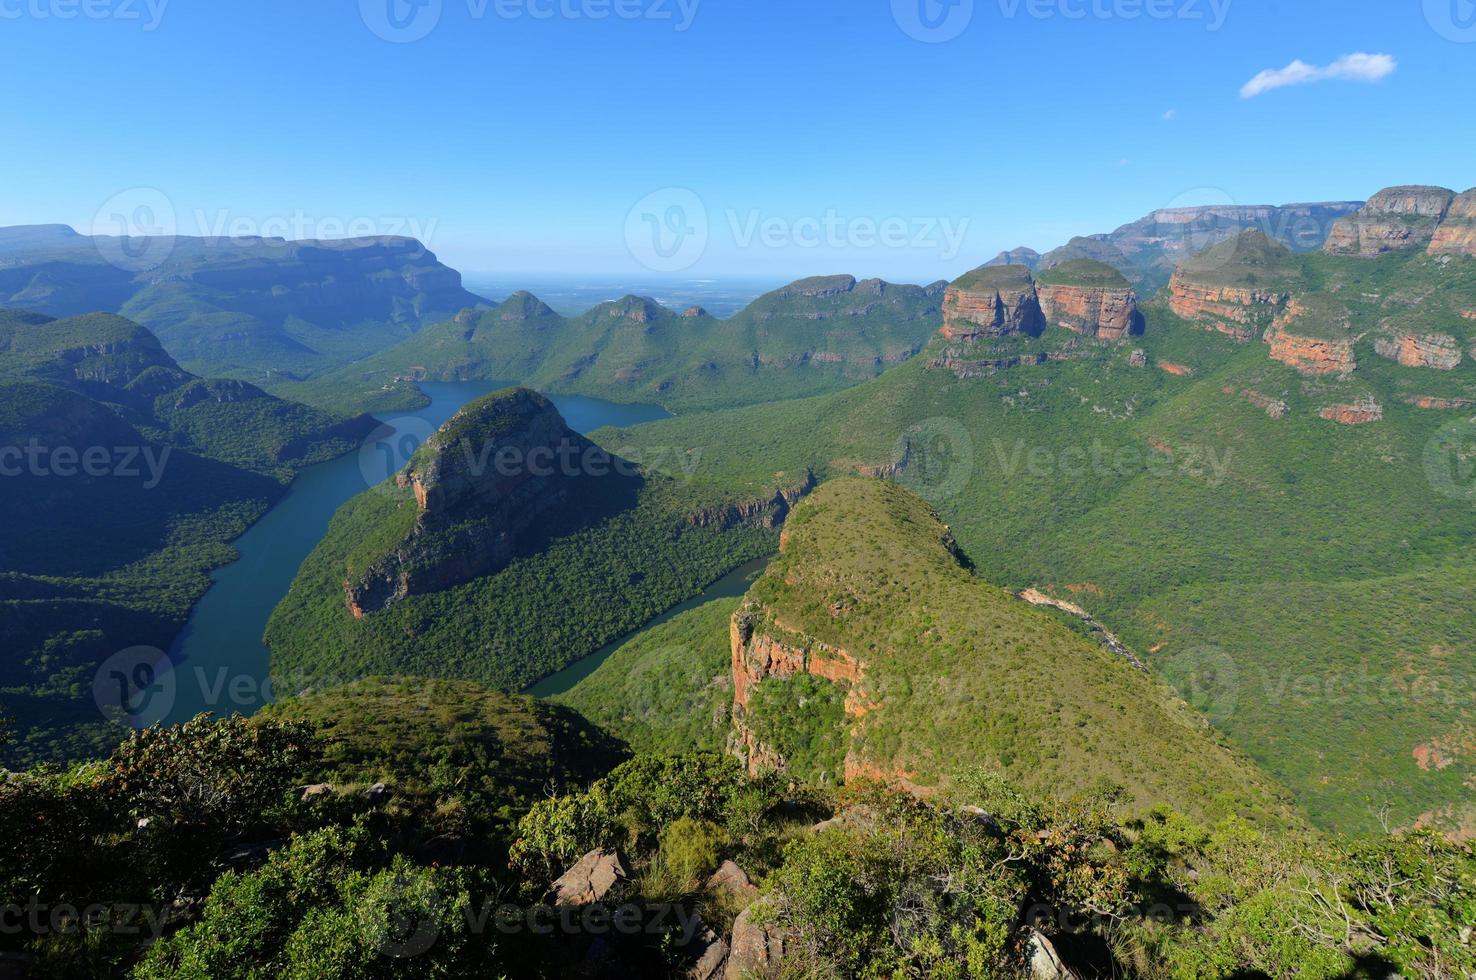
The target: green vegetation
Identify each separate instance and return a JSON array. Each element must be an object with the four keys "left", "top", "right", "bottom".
[
  {"left": 1036, "top": 258, "right": 1131, "bottom": 289},
  {"left": 291, "top": 276, "right": 944, "bottom": 415},
  {"left": 0, "top": 229, "right": 485, "bottom": 383},
  {"left": 951, "top": 264, "right": 1034, "bottom": 291},
  {"left": 590, "top": 247, "right": 1476, "bottom": 833},
  {"left": 733, "top": 479, "right": 1290, "bottom": 821},
  {"left": 267, "top": 476, "right": 775, "bottom": 693},
  {"left": 1174, "top": 230, "right": 1306, "bottom": 290},
  {"left": 554, "top": 596, "right": 739, "bottom": 755},
  {"left": 0, "top": 310, "right": 373, "bottom": 768}
]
